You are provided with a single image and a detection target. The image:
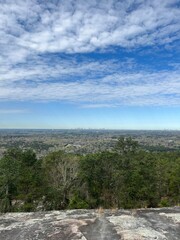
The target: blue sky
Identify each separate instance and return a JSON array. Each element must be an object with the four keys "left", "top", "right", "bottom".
[{"left": 0, "top": 0, "right": 180, "bottom": 129}]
